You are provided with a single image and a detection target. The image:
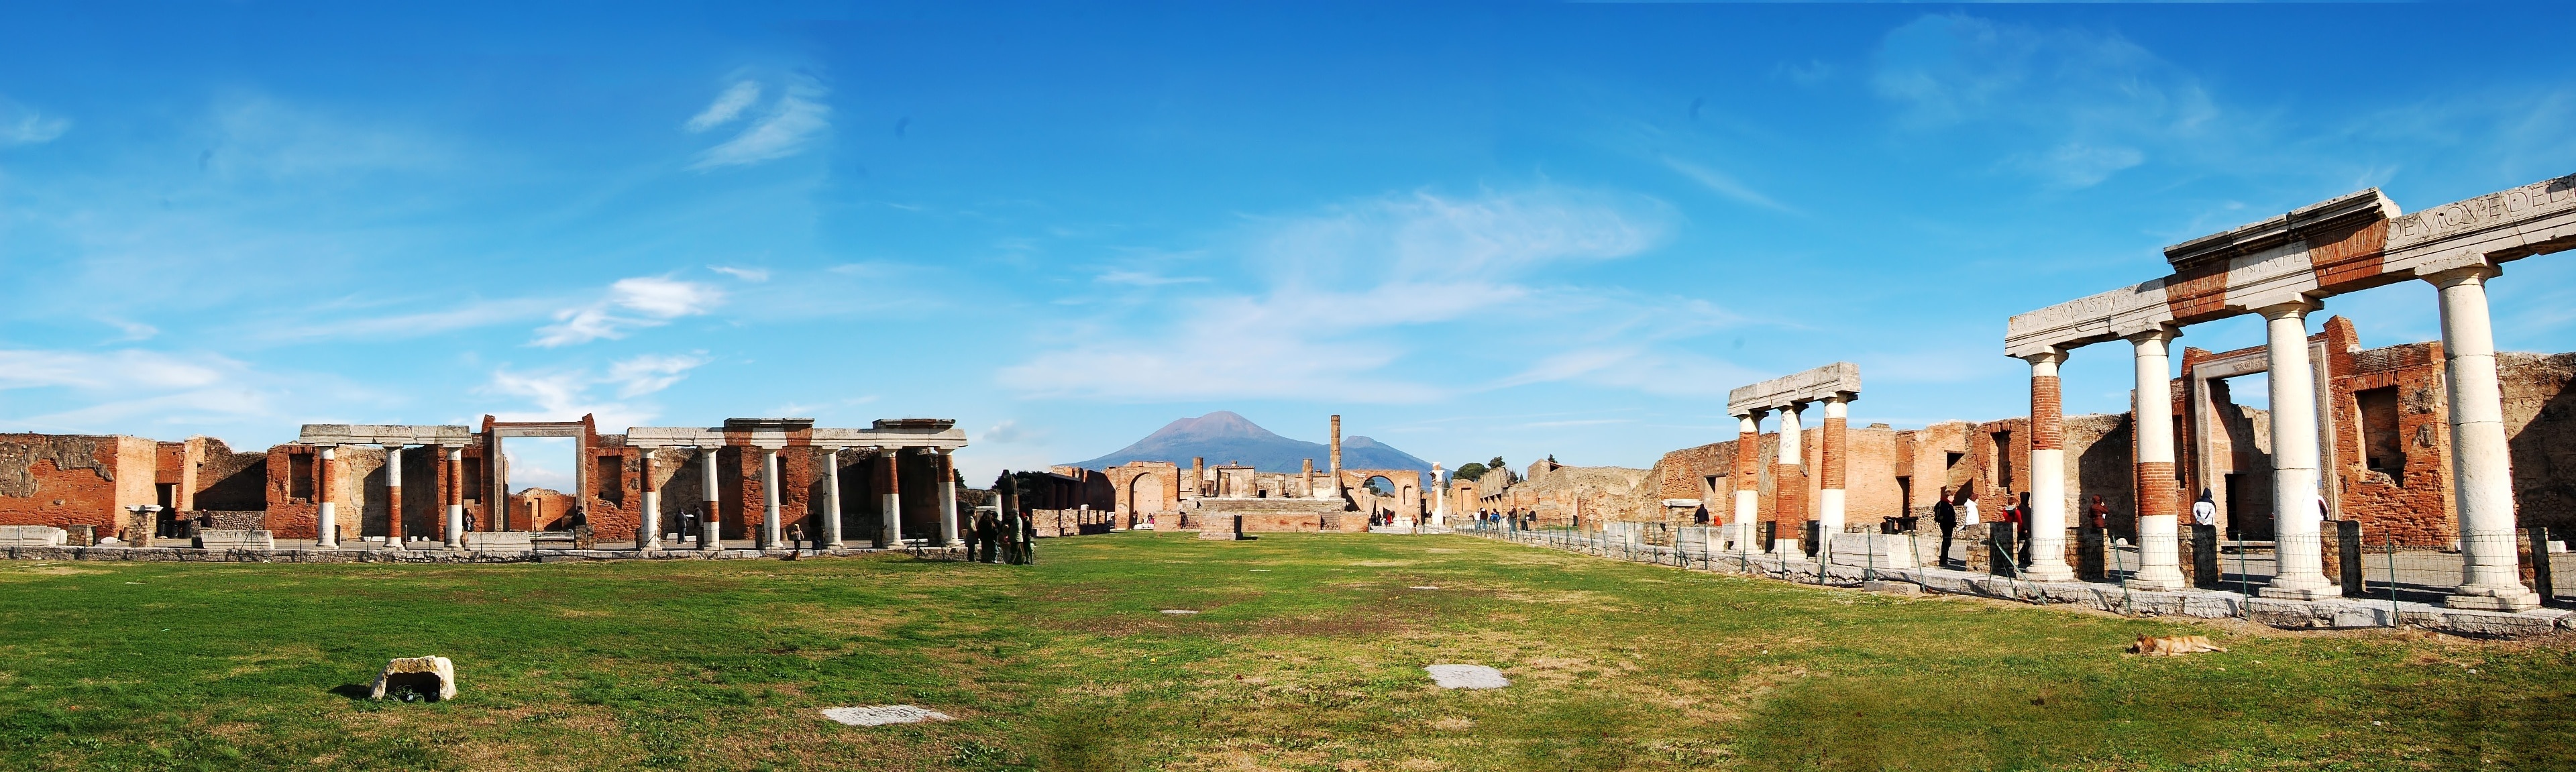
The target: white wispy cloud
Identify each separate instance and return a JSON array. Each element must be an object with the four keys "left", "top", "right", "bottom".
[
  {"left": 692, "top": 77, "right": 831, "bottom": 170},
  {"left": 1660, "top": 156, "right": 1798, "bottom": 214},
  {"left": 1000, "top": 186, "right": 1698, "bottom": 403},
  {"left": 483, "top": 352, "right": 710, "bottom": 427},
  {"left": 685, "top": 81, "right": 762, "bottom": 133},
  {"left": 0, "top": 97, "right": 69, "bottom": 146},
  {"left": 1871, "top": 13, "right": 2215, "bottom": 189},
  {"left": 533, "top": 276, "right": 724, "bottom": 347},
  {"left": 0, "top": 348, "right": 376, "bottom": 433},
  {"left": 708, "top": 265, "right": 770, "bottom": 282}
]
